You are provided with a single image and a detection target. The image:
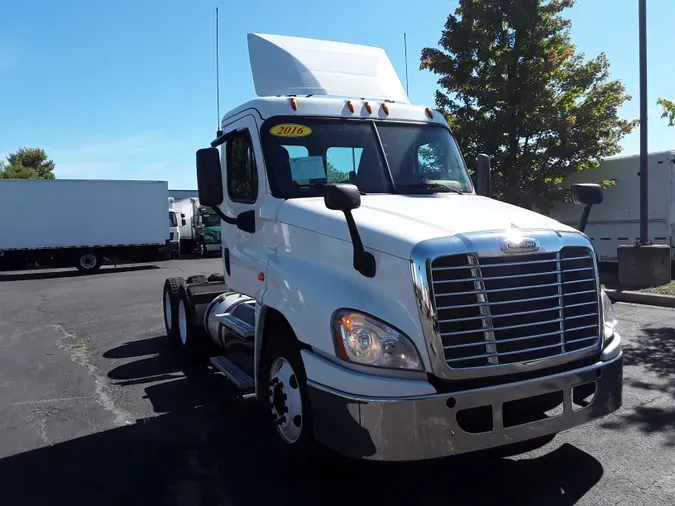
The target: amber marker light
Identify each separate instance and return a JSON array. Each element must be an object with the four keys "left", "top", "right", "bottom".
[
  {"left": 364, "top": 101, "right": 372, "bottom": 114},
  {"left": 381, "top": 103, "right": 389, "bottom": 115},
  {"left": 290, "top": 97, "right": 298, "bottom": 111},
  {"left": 425, "top": 107, "right": 434, "bottom": 118},
  {"left": 346, "top": 100, "right": 355, "bottom": 113}
]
